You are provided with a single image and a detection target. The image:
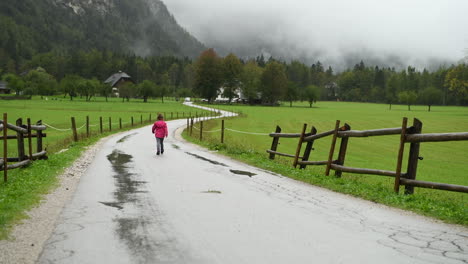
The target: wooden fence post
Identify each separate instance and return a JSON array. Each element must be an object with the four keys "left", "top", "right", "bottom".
[
  {"left": 269, "top": 126, "right": 282, "bottom": 160},
  {"left": 177, "top": 112, "right": 179, "bottom": 119},
  {"left": 36, "top": 120, "right": 43, "bottom": 153},
  {"left": 404, "top": 118, "right": 423, "bottom": 195},
  {"left": 335, "top": 123, "right": 351, "bottom": 178},
  {"left": 221, "top": 119, "right": 225, "bottom": 143},
  {"left": 86, "top": 116, "right": 90, "bottom": 138},
  {"left": 109, "top": 117, "right": 112, "bottom": 132},
  {"left": 119, "top": 118, "right": 122, "bottom": 129},
  {"left": 190, "top": 118, "right": 194, "bottom": 136},
  {"left": 300, "top": 127, "right": 317, "bottom": 169},
  {"left": 171, "top": 112, "right": 173, "bottom": 120},
  {"left": 149, "top": 114, "right": 151, "bottom": 122},
  {"left": 16, "top": 118, "right": 25, "bottom": 161},
  {"left": 71, "top": 117, "right": 78, "bottom": 142},
  {"left": 27, "top": 118, "right": 32, "bottom": 160},
  {"left": 100, "top": 117, "right": 103, "bottom": 133},
  {"left": 186, "top": 118, "right": 189, "bottom": 134},
  {"left": 325, "top": 120, "right": 341, "bottom": 176},
  {"left": 394, "top": 117, "right": 408, "bottom": 193},
  {"left": 140, "top": 115, "right": 142, "bottom": 125},
  {"left": 3, "top": 113, "right": 8, "bottom": 182},
  {"left": 200, "top": 121, "right": 203, "bottom": 141},
  {"left": 293, "top": 124, "right": 308, "bottom": 168}
]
